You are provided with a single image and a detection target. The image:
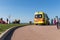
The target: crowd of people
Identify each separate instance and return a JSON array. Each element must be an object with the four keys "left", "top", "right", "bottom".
[
  {"left": 51, "top": 16, "right": 59, "bottom": 25},
  {"left": 0, "top": 18, "right": 20, "bottom": 24}
]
